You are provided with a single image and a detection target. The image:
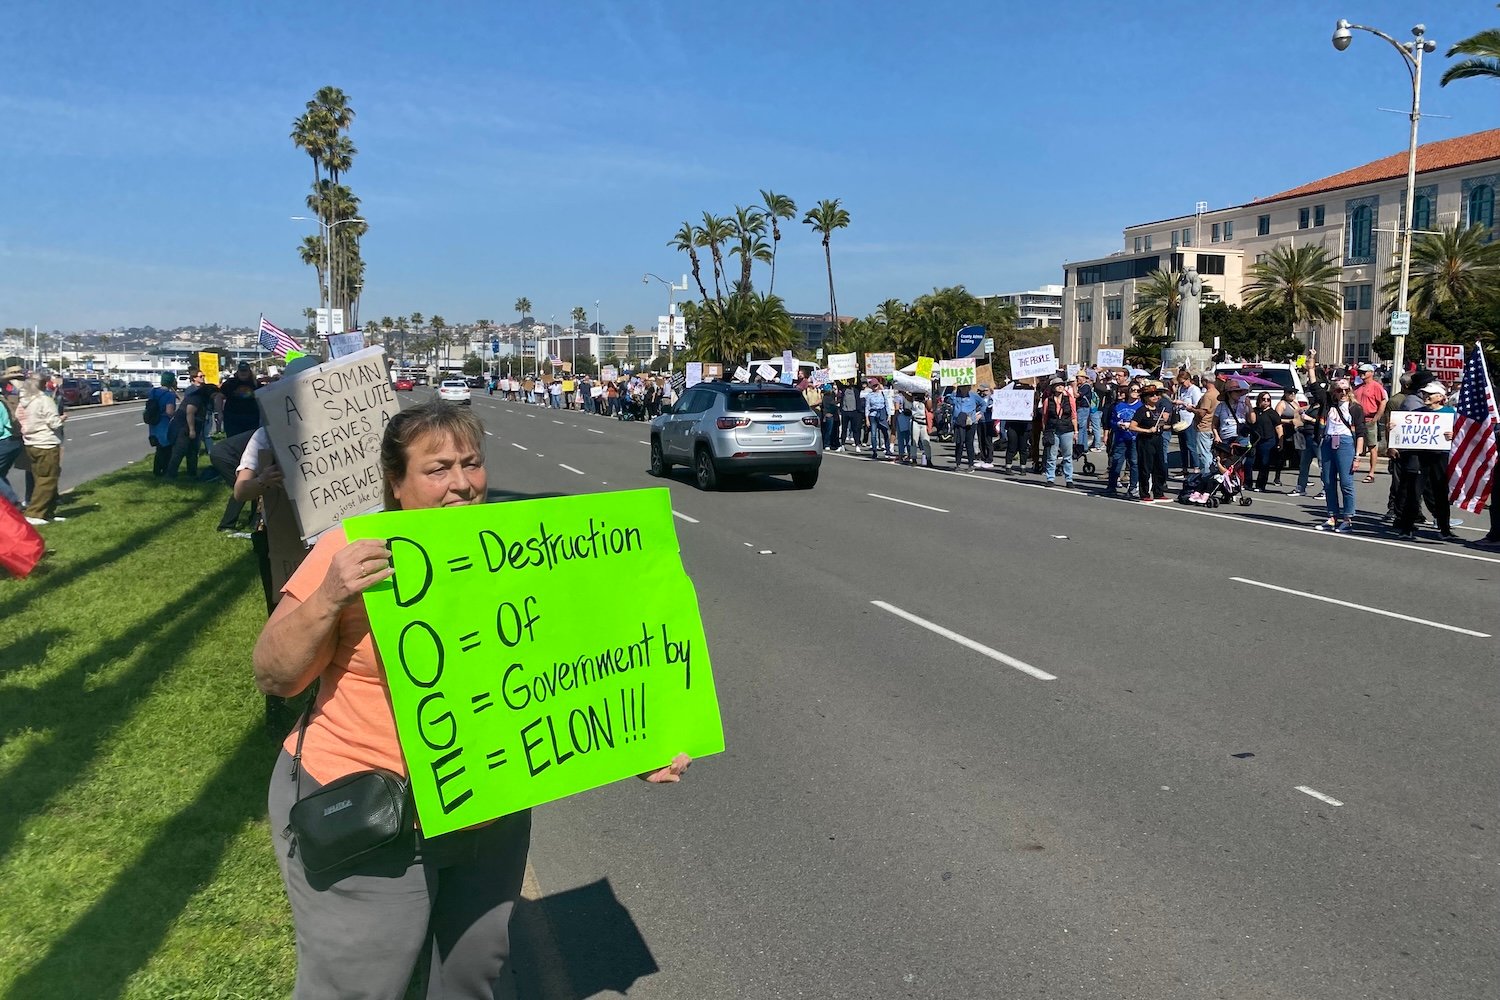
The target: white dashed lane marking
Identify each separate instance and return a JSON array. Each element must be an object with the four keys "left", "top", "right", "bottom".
[
  {"left": 558, "top": 464, "right": 585, "bottom": 475},
  {"left": 1230, "top": 577, "right": 1491, "bottom": 637},
  {"left": 1296, "top": 786, "right": 1345, "bottom": 807},
  {"left": 870, "top": 601, "right": 1056, "bottom": 681}
]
